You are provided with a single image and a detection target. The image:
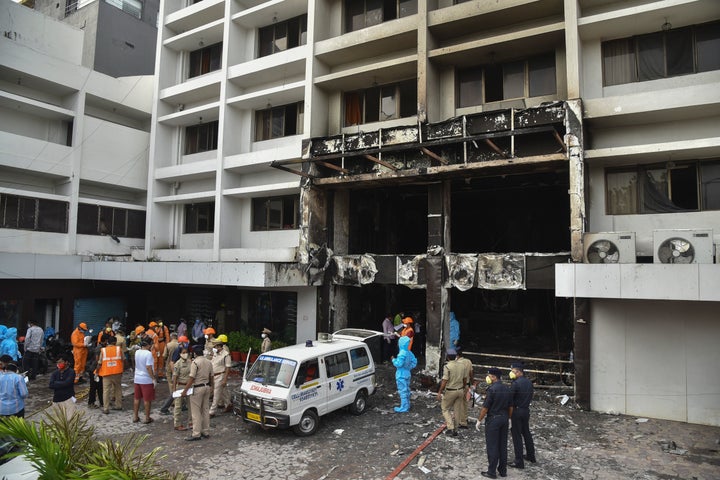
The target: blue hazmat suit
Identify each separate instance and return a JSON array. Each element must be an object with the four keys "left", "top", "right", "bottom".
[
  {"left": 392, "top": 335, "right": 417, "bottom": 412},
  {"left": 0, "top": 327, "right": 20, "bottom": 361},
  {"left": 449, "top": 312, "right": 460, "bottom": 347}
]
